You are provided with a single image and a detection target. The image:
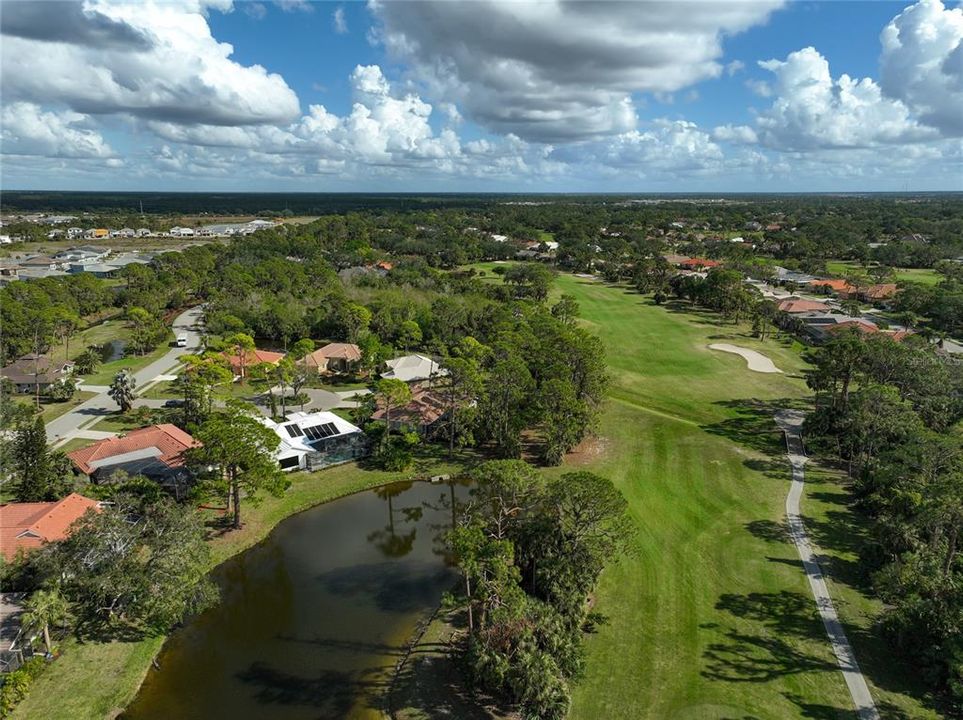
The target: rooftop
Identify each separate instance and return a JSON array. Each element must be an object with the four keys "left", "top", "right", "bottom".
[
  {"left": 0, "top": 493, "right": 100, "bottom": 560},
  {"left": 67, "top": 424, "right": 200, "bottom": 476}
]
